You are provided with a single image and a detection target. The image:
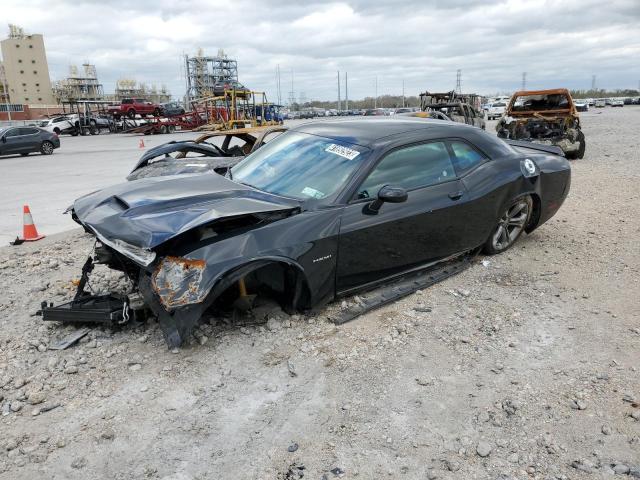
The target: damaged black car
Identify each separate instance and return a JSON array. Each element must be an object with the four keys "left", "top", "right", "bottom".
[{"left": 49, "top": 119, "right": 571, "bottom": 348}]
